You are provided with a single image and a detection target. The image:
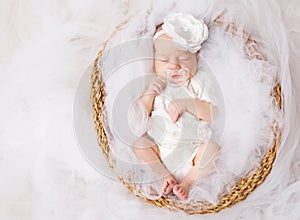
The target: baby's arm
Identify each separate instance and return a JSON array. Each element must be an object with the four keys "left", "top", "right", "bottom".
[
  {"left": 141, "top": 94, "right": 156, "bottom": 116},
  {"left": 141, "top": 76, "right": 166, "bottom": 116},
  {"left": 167, "top": 98, "right": 218, "bottom": 122},
  {"left": 186, "top": 98, "right": 218, "bottom": 121}
]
